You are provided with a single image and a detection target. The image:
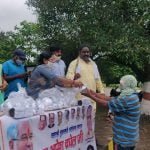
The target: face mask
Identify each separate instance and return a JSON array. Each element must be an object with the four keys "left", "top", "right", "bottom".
[
  {"left": 16, "top": 59, "right": 23, "bottom": 65},
  {"left": 56, "top": 56, "right": 61, "bottom": 60},
  {"left": 53, "top": 55, "right": 61, "bottom": 61},
  {"left": 47, "top": 61, "right": 53, "bottom": 67}
]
